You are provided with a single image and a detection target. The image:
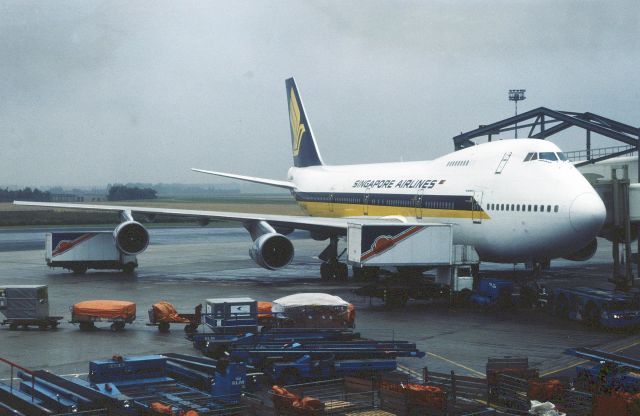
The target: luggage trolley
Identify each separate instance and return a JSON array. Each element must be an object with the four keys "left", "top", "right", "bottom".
[
  {"left": 0, "top": 285, "right": 63, "bottom": 330},
  {"left": 70, "top": 300, "right": 136, "bottom": 331}
]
